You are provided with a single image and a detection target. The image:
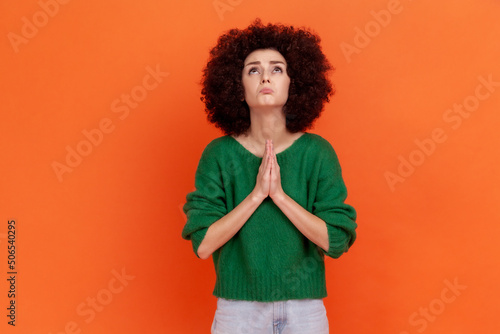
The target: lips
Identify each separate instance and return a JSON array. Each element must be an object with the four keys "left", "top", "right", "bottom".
[{"left": 259, "top": 88, "right": 274, "bottom": 94}]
